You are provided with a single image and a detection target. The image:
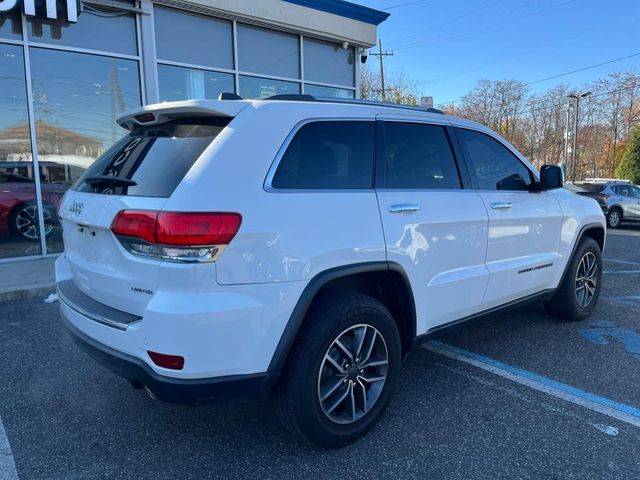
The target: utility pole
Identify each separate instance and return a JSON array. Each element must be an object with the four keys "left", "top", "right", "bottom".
[
  {"left": 562, "top": 98, "right": 571, "bottom": 178},
  {"left": 370, "top": 39, "right": 394, "bottom": 102},
  {"left": 568, "top": 91, "right": 592, "bottom": 182}
]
